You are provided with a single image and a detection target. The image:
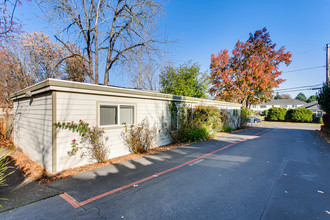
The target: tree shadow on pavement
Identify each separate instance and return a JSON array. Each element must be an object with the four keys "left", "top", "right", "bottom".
[
  {"left": 48, "top": 127, "right": 270, "bottom": 204},
  {"left": 0, "top": 154, "right": 61, "bottom": 212}
]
